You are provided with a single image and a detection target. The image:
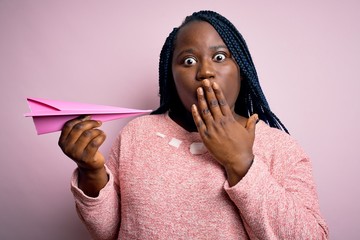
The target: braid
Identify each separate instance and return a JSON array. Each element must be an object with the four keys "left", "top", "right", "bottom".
[
  {"left": 152, "top": 28, "right": 179, "bottom": 114},
  {"left": 152, "top": 10, "right": 289, "bottom": 134}
]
